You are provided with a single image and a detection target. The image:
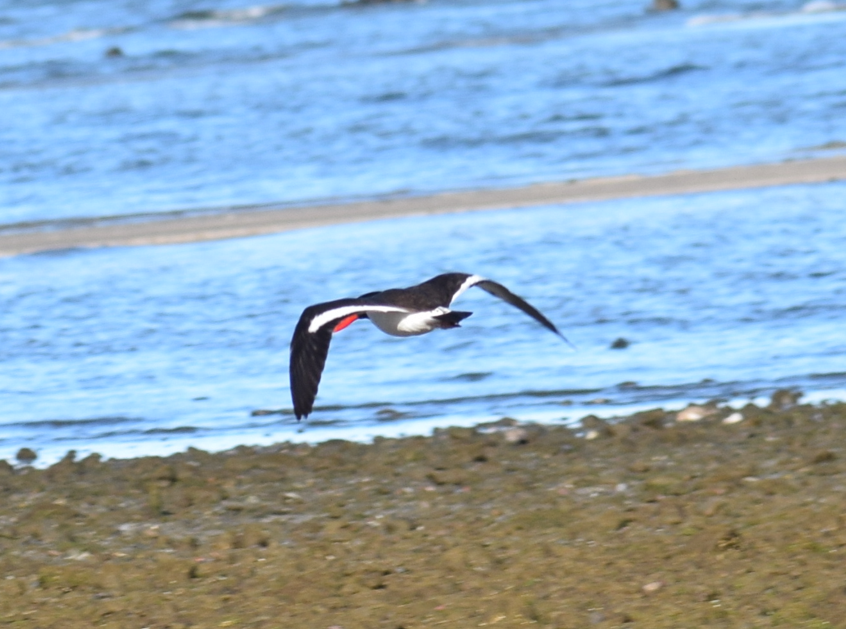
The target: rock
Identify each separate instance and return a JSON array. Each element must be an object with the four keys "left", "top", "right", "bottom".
[
  {"left": 650, "top": 0, "right": 679, "bottom": 10},
  {"left": 477, "top": 417, "right": 519, "bottom": 430},
  {"left": 15, "top": 447, "right": 37, "bottom": 464},
  {"left": 628, "top": 461, "right": 651, "bottom": 473},
  {"left": 610, "top": 337, "right": 630, "bottom": 349},
  {"left": 769, "top": 389, "right": 802, "bottom": 411},
  {"left": 716, "top": 529, "right": 742, "bottom": 551},
  {"left": 503, "top": 428, "right": 529, "bottom": 444},
  {"left": 811, "top": 450, "right": 836, "bottom": 464},
  {"left": 644, "top": 475, "right": 688, "bottom": 495},
  {"left": 344, "top": 0, "right": 416, "bottom": 6},
  {"left": 581, "top": 415, "right": 613, "bottom": 439},
  {"left": 79, "top": 453, "right": 103, "bottom": 471},
  {"left": 722, "top": 412, "right": 744, "bottom": 425},
  {"left": 445, "top": 426, "right": 474, "bottom": 440},
  {"left": 676, "top": 405, "right": 714, "bottom": 422},
  {"left": 59, "top": 450, "right": 76, "bottom": 464},
  {"left": 426, "top": 469, "right": 466, "bottom": 486},
  {"left": 642, "top": 580, "right": 664, "bottom": 594},
  {"left": 376, "top": 408, "right": 408, "bottom": 421},
  {"left": 635, "top": 409, "right": 667, "bottom": 430}
]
